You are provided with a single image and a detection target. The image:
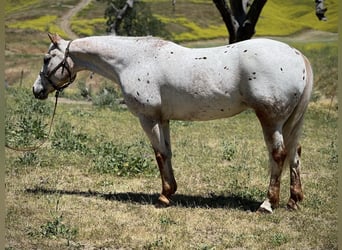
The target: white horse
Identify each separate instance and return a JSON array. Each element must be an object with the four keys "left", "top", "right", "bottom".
[{"left": 33, "top": 33, "right": 313, "bottom": 213}]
